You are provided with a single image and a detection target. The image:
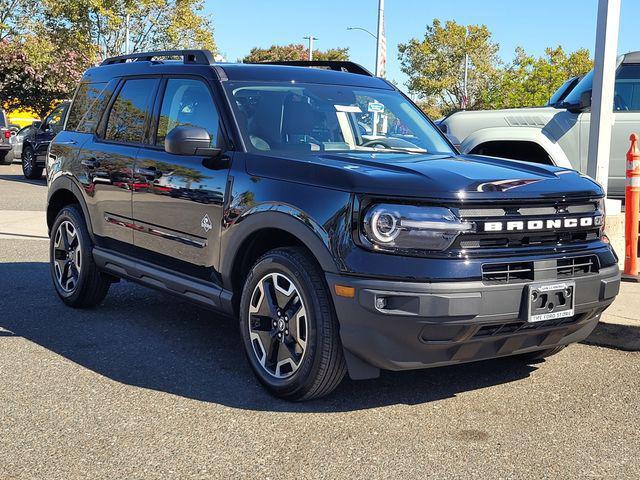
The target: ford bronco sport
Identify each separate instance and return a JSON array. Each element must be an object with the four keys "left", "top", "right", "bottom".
[{"left": 46, "top": 50, "right": 620, "bottom": 400}]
